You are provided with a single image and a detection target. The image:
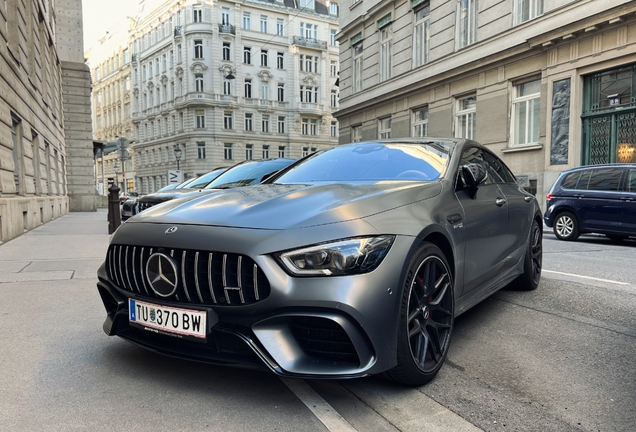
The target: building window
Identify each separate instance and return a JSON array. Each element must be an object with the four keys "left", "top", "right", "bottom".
[
  {"left": 193, "top": 8, "right": 202, "bottom": 23},
  {"left": 277, "top": 19, "right": 284, "bottom": 36},
  {"left": 162, "top": 54, "right": 167, "bottom": 71},
  {"left": 246, "top": 144, "right": 253, "bottom": 160},
  {"left": 277, "top": 52, "right": 284, "bottom": 69},
  {"left": 278, "top": 116, "right": 285, "bottom": 133},
  {"left": 224, "top": 143, "right": 233, "bottom": 160},
  {"left": 300, "top": 55, "right": 318, "bottom": 73},
  {"left": 380, "top": 27, "right": 392, "bottom": 82},
  {"left": 512, "top": 79, "right": 540, "bottom": 146},
  {"left": 278, "top": 146, "right": 286, "bottom": 158},
  {"left": 223, "top": 43, "right": 231, "bottom": 61},
  {"left": 330, "top": 29, "right": 338, "bottom": 46},
  {"left": 244, "top": 79, "right": 252, "bottom": 98},
  {"left": 243, "top": 12, "right": 251, "bottom": 30},
  {"left": 352, "top": 44, "right": 363, "bottom": 93},
  {"left": 261, "top": 49, "right": 268, "bottom": 67},
  {"left": 329, "top": 4, "right": 338, "bottom": 15},
  {"left": 222, "top": 7, "right": 230, "bottom": 25},
  {"left": 456, "top": 95, "right": 476, "bottom": 139},
  {"left": 170, "top": 50, "right": 174, "bottom": 68},
  {"left": 260, "top": 15, "right": 268, "bottom": 33},
  {"left": 514, "top": 0, "right": 543, "bottom": 25},
  {"left": 302, "top": 147, "right": 310, "bottom": 157},
  {"left": 224, "top": 79, "right": 232, "bottom": 95},
  {"left": 352, "top": 125, "right": 362, "bottom": 142},
  {"left": 330, "top": 61, "right": 338, "bottom": 77},
  {"left": 331, "top": 89, "right": 338, "bottom": 107},
  {"left": 179, "top": 112, "right": 184, "bottom": 130},
  {"left": 262, "top": 115, "right": 270, "bottom": 132},
  {"left": 194, "top": 40, "right": 203, "bottom": 58},
  {"left": 300, "top": 22, "right": 317, "bottom": 39},
  {"left": 300, "top": 0, "right": 315, "bottom": 11},
  {"left": 414, "top": 3, "right": 430, "bottom": 67},
  {"left": 412, "top": 107, "right": 429, "bottom": 137},
  {"left": 197, "top": 142, "right": 206, "bottom": 159},
  {"left": 278, "top": 83, "right": 285, "bottom": 102},
  {"left": 195, "top": 73, "right": 203, "bottom": 92},
  {"left": 196, "top": 109, "right": 205, "bottom": 128},
  {"left": 331, "top": 121, "right": 338, "bottom": 137},
  {"left": 300, "top": 86, "right": 318, "bottom": 103},
  {"left": 177, "top": 44, "right": 182, "bottom": 63},
  {"left": 457, "top": 0, "right": 477, "bottom": 48},
  {"left": 245, "top": 113, "right": 253, "bottom": 131},
  {"left": 261, "top": 83, "right": 270, "bottom": 100},
  {"left": 224, "top": 112, "right": 233, "bottom": 129},
  {"left": 379, "top": 117, "right": 392, "bottom": 139},
  {"left": 244, "top": 47, "right": 252, "bottom": 64},
  {"left": 262, "top": 145, "right": 270, "bottom": 159},
  {"left": 311, "top": 119, "right": 318, "bottom": 135},
  {"left": 302, "top": 118, "right": 309, "bottom": 135}
]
